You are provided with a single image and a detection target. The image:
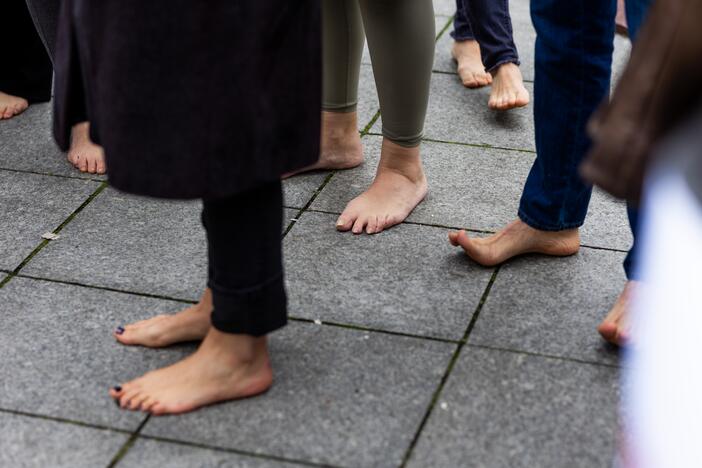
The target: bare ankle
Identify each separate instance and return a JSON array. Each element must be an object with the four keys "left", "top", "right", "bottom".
[{"left": 378, "top": 139, "right": 426, "bottom": 183}]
